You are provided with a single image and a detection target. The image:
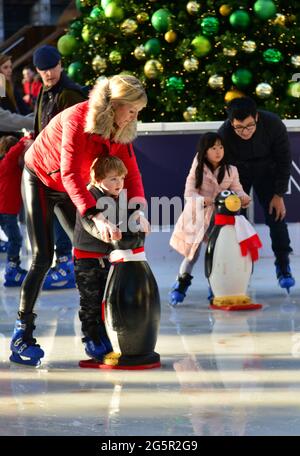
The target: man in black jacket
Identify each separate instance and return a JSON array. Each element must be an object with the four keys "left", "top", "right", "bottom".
[
  {"left": 33, "top": 45, "right": 87, "bottom": 290},
  {"left": 219, "top": 96, "right": 295, "bottom": 291}
]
